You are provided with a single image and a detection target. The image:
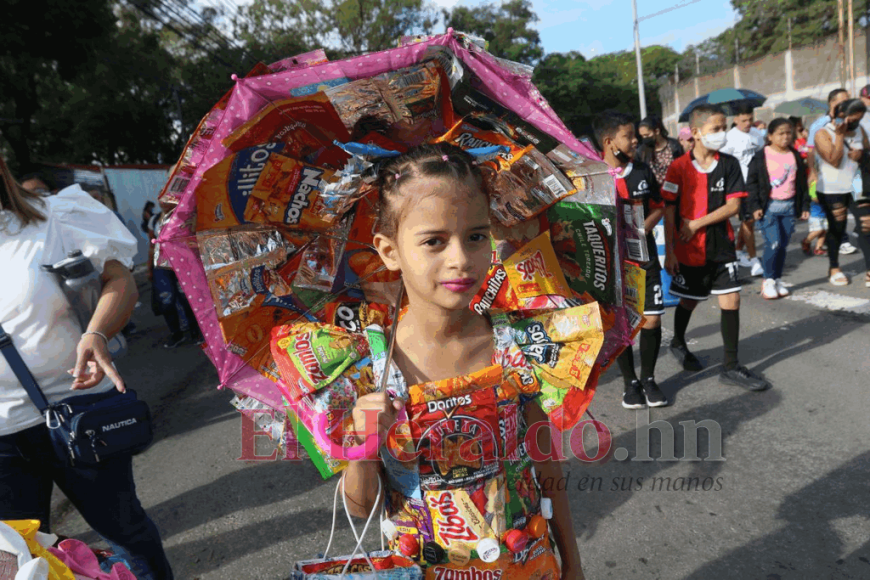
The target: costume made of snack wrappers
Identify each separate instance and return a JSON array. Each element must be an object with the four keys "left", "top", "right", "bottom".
[
  {"left": 270, "top": 299, "right": 604, "bottom": 577},
  {"left": 152, "top": 28, "right": 648, "bottom": 578}
]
